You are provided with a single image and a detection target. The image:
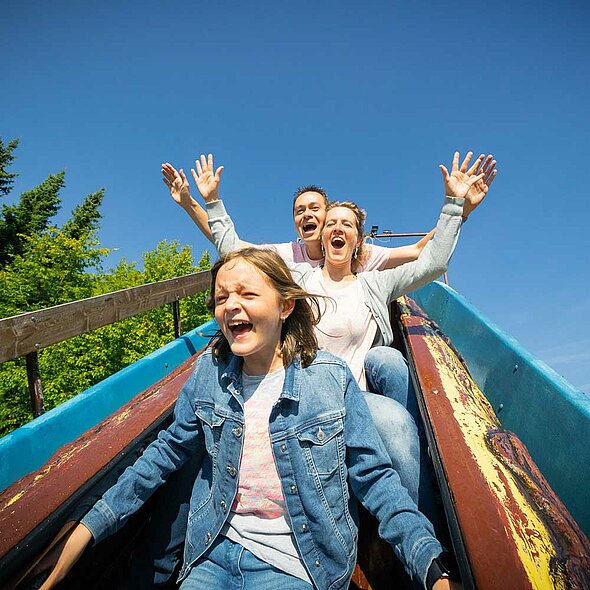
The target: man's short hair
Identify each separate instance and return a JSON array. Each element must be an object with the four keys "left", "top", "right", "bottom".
[{"left": 292, "top": 185, "right": 329, "bottom": 212}]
